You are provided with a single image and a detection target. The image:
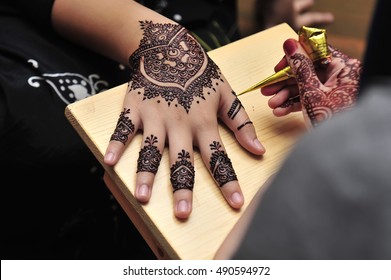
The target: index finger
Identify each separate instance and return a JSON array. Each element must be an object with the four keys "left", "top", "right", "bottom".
[{"left": 197, "top": 130, "right": 244, "bottom": 209}]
